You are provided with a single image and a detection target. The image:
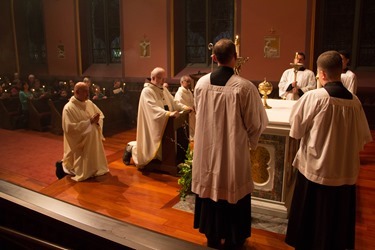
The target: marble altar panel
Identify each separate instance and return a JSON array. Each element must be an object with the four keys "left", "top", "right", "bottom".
[{"left": 250, "top": 99, "right": 299, "bottom": 218}]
